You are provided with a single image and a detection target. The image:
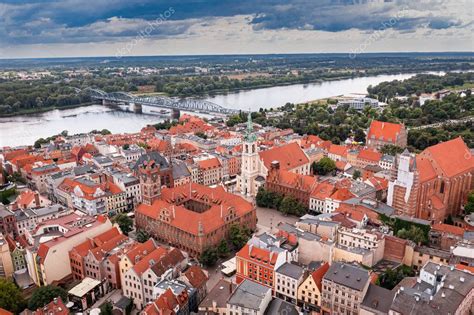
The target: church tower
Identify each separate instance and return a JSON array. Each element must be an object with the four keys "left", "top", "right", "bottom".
[
  {"left": 139, "top": 159, "right": 161, "bottom": 205},
  {"left": 387, "top": 149, "right": 419, "bottom": 217},
  {"left": 238, "top": 112, "right": 260, "bottom": 196}
]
